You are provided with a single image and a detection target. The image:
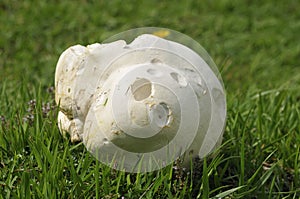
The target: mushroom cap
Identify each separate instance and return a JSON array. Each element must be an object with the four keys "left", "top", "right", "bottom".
[{"left": 82, "top": 34, "right": 226, "bottom": 172}]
